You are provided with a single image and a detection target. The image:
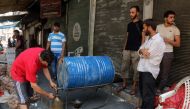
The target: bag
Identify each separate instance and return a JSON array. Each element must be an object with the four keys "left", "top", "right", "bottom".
[{"left": 155, "top": 84, "right": 185, "bottom": 109}]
